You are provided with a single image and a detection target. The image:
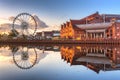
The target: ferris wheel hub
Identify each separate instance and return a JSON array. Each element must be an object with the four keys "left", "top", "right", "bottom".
[{"left": 21, "top": 22, "right": 28, "bottom": 30}]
